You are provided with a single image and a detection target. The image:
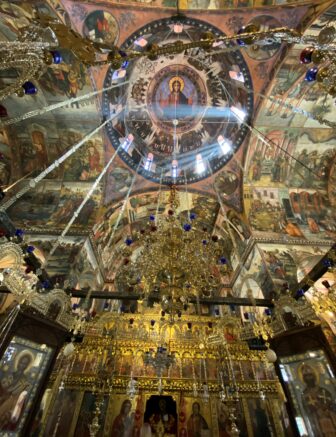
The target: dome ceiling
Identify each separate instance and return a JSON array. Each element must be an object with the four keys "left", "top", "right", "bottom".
[{"left": 103, "top": 17, "right": 253, "bottom": 184}]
